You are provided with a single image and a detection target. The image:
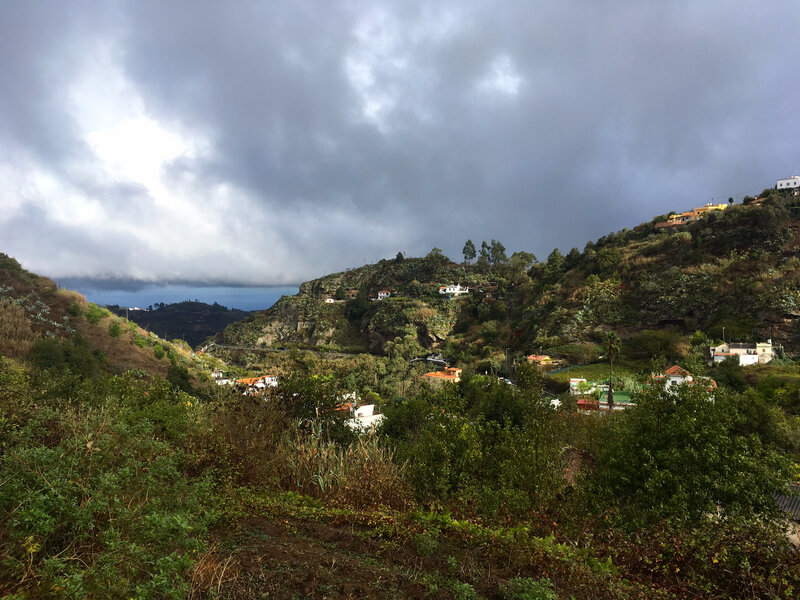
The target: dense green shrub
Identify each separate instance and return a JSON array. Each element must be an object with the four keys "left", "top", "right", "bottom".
[
  {"left": 30, "top": 335, "right": 101, "bottom": 378},
  {"left": 85, "top": 303, "right": 108, "bottom": 324},
  {"left": 108, "top": 321, "right": 122, "bottom": 337},
  {"left": 592, "top": 383, "right": 791, "bottom": 526},
  {"left": 382, "top": 376, "right": 564, "bottom": 518},
  {"left": 499, "top": 577, "right": 557, "bottom": 600},
  {"left": 153, "top": 344, "right": 166, "bottom": 360},
  {"left": 167, "top": 364, "right": 193, "bottom": 394}
]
